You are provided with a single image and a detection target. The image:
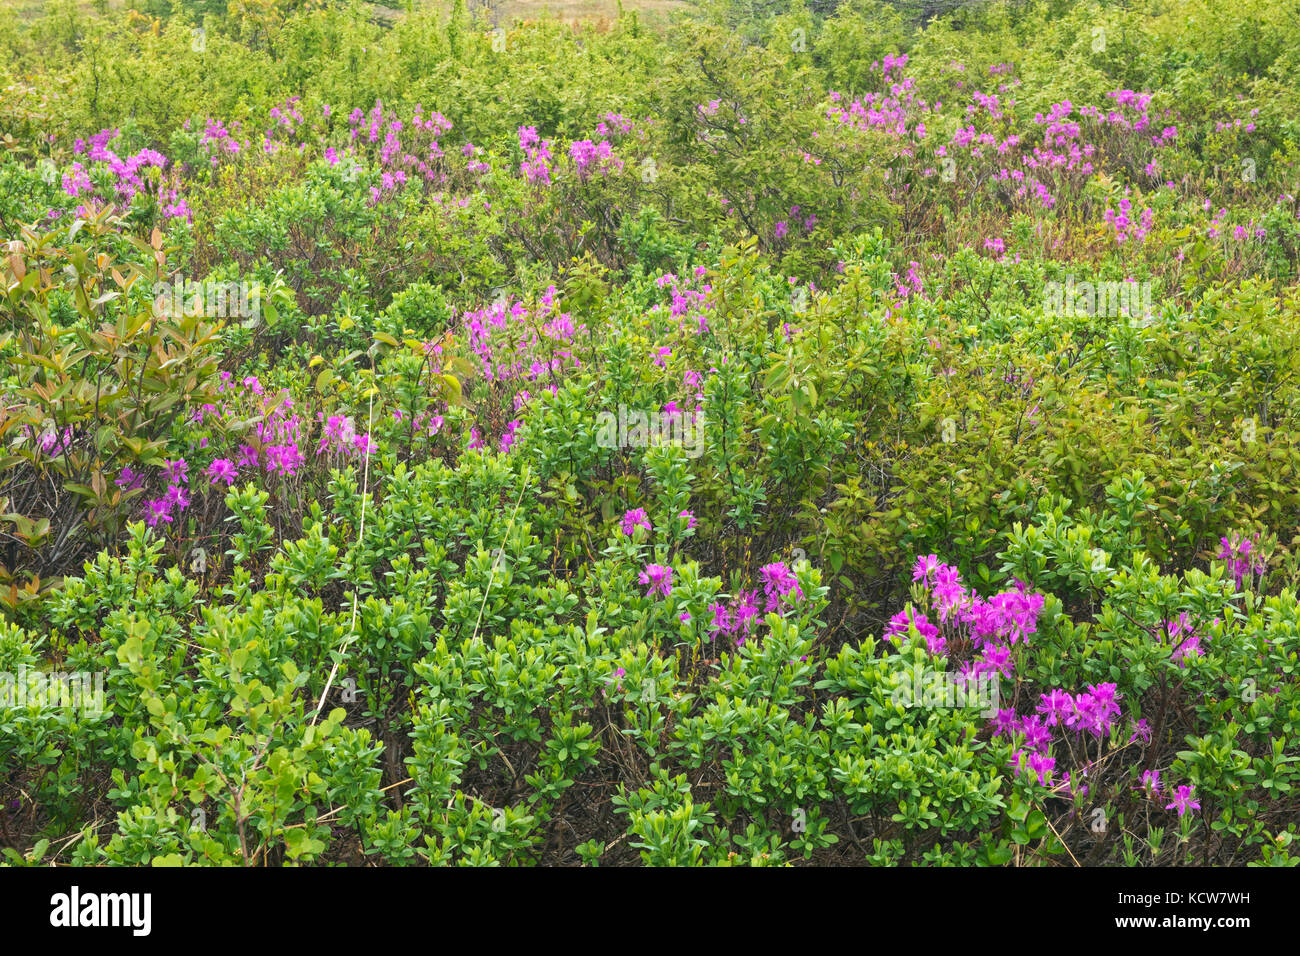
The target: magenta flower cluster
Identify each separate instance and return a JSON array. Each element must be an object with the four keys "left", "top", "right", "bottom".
[
  {"left": 990, "top": 682, "right": 1122, "bottom": 787},
  {"left": 348, "top": 100, "right": 454, "bottom": 201},
  {"left": 708, "top": 590, "right": 760, "bottom": 647},
  {"left": 464, "top": 284, "right": 583, "bottom": 385},
  {"left": 519, "top": 125, "right": 554, "bottom": 185},
  {"left": 140, "top": 373, "right": 384, "bottom": 529},
  {"left": 639, "top": 563, "right": 673, "bottom": 598},
  {"left": 1218, "top": 531, "right": 1266, "bottom": 589},
  {"left": 32, "top": 424, "right": 75, "bottom": 458},
  {"left": 651, "top": 268, "right": 714, "bottom": 336},
  {"left": 1156, "top": 612, "right": 1208, "bottom": 666},
  {"left": 706, "top": 560, "right": 804, "bottom": 648},
  {"left": 317, "top": 413, "right": 376, "bottom": 459},
  {"left": 568, "top": 139, "right": 622, "bottom": 180},
  {"left": 622, "top": 508, "right": 652, "bottom": 536},
  {"left": 759, "top": 561, "right": 802, "bottom": 611},
  {"left": 66, "top": 128, "right": 189, "bottom": 220},
  {"left": 143, "top": 457, "right": 192, "bottom": 528},
  {"left": 1103, "top": 195, "right": 1155, "bottom": 244},
  {"left": 890, "top": 556, "right": 1044, "bottom": 675},
  {"left": 198, "top": 118, "right": 245, "bottom": 167},
  {"left": 1136, "top": 771, "right": 1201, "bottom": 816}
]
